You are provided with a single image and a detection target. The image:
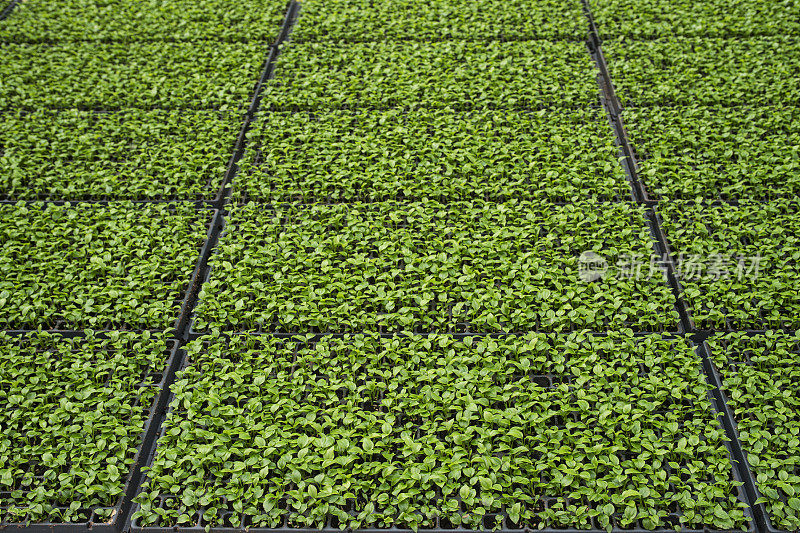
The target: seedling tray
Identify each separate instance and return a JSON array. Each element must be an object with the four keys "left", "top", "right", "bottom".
[
  {"left": 0, "top": 338, "right": 184, "bottom": 533},
  {"left": 630, "top": 151, "right": 799, "bottom": 205},
  {"left": 694, "top": 316, "right": 800, "bottom": 335},
  {"left": 0, "top": 200, "right": 212, "bottom": 207},
  {"left": 651, "top": 204, "right": 800, "bottom": 334},
  {"left": 619, "top": 105, "right": 800, "bottom": 203},
  {"left": 0, "top": 207, "right": 219, "bottom": 336},
  {"left": 0, "top": 106, "right": 248, "bottom": 204},
  {"left": 699, "top": 340, "right": 796, "bottom": 533},
  {"left": 185, "top": 328, "right": 679, "bottom": 342},
  {"left": 259, "top": 38, "right": 603, "bottom": 112},
  {"left": 187, "top": 299, "right": 683, "bottom": 338},
  {"left": 187, "top": 317, "right": 686, "bottom": 341},
  {"left": 187, "top": 249, "right": 682, "bottom": 337},
  {"left": 187, "top": 202, "right": 683, "bottom": 336},
  {"left": 133, "top": 524, "right": 752, "bottom": 533},
  {"left": 231, "top": 106, "right": 634, "bottom": 205},
  {"left": 131, "top": 334, "right": 753, "bottom": 533},
  {"left": 288, "top": 0, "right": 587, "bottom": 43}
]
